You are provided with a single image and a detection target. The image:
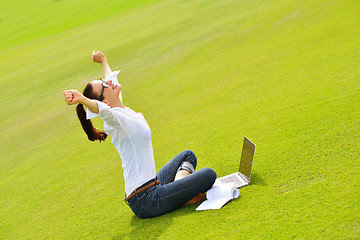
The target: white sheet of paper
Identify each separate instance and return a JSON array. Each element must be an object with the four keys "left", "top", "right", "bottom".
[
  {"left": 195, "top": 198, "right": 231, "bottom": 210},
  {"left": 196, "top": 183, "right": 239, "bottom": 211}
]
